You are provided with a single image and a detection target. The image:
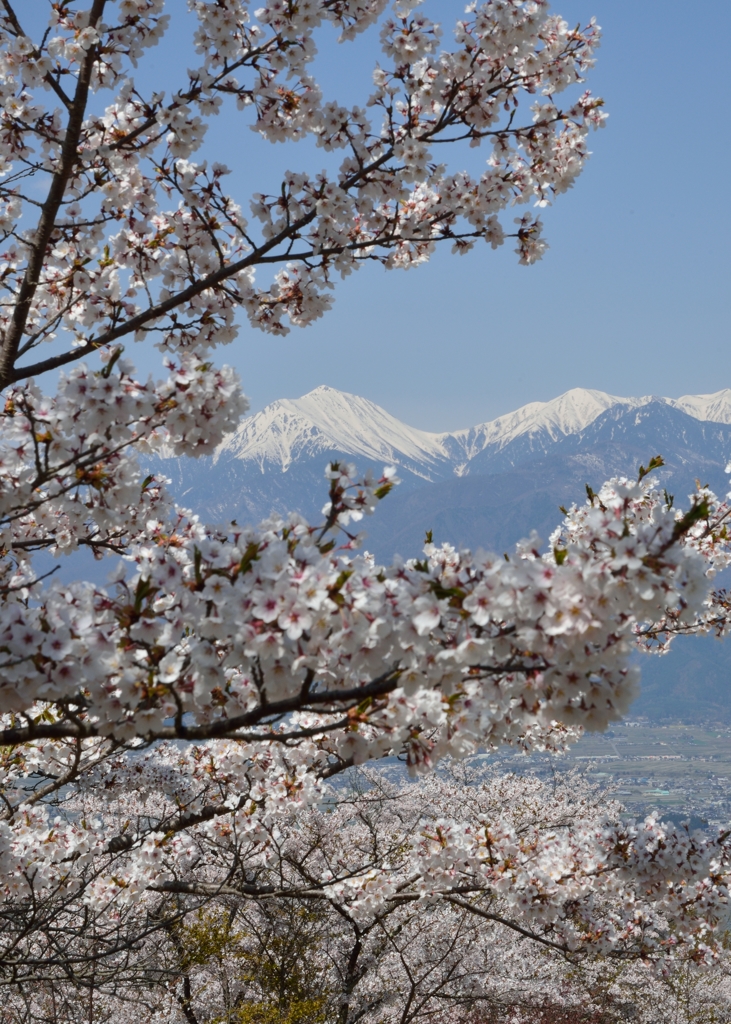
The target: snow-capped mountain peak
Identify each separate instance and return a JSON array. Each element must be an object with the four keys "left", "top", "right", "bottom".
[
  {"left": 449, "top": 387, "right": 648, "bottom": 461},
  {"left": 215, "top": 384, "right": 447, "bottom": 475},
  {"left": 672, "top": 389, "right": 731, "bottom": 424}
]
